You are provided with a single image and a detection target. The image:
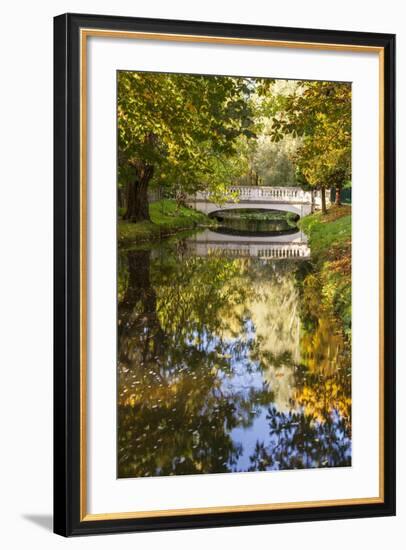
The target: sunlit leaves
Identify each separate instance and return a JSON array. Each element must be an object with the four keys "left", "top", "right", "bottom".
[
  {"left": 118, "top": 72, "right": 256, "bottom": 198},
  {"left": 262, "top": 80, "right": 352, "bottom": 191}
]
